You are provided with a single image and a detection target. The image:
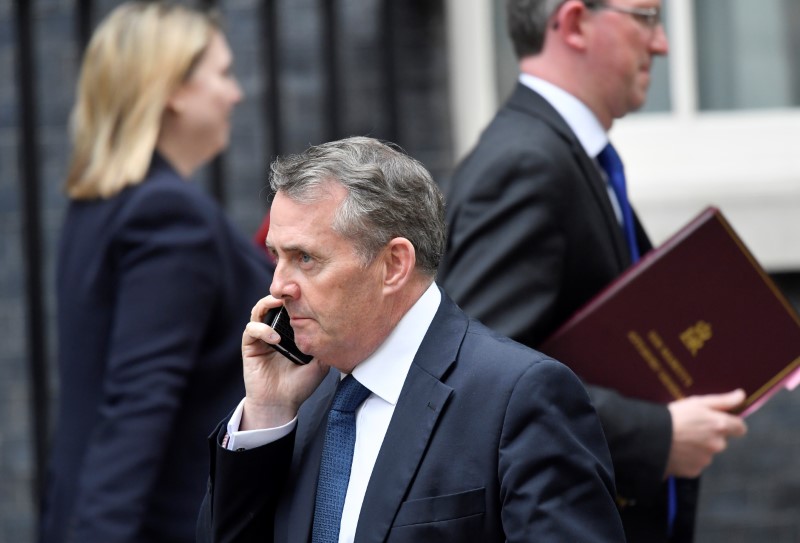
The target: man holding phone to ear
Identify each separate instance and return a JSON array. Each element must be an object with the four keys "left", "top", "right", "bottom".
[{"left": 197, "top": 136, "right": 626, "bottom": 542}]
